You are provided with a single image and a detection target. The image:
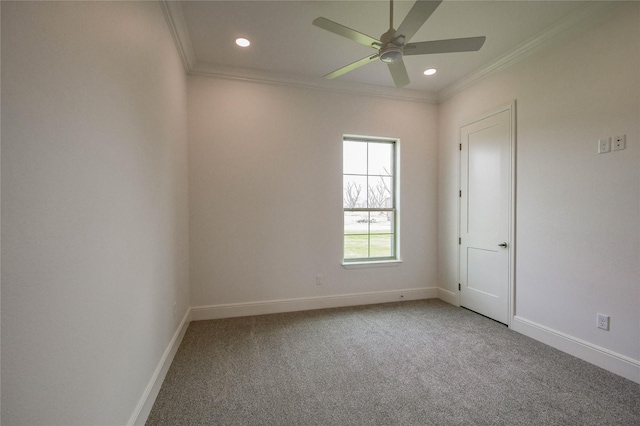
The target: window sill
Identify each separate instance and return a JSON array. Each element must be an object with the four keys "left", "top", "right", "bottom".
[{"left": 341, "top": 259, "right": 403, "bottom": 269}]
